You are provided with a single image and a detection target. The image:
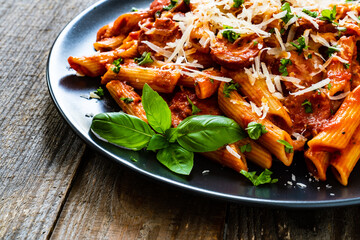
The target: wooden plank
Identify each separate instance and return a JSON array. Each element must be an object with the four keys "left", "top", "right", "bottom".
[
  {"left": 0, "top": 0, "right": 97, "bottom": 239},
  {"left": 224, "top": 205, "right": 360, "bottom": 240},
  {"left": 50, "top": 149, "right": 227, "bottom": 240}
]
